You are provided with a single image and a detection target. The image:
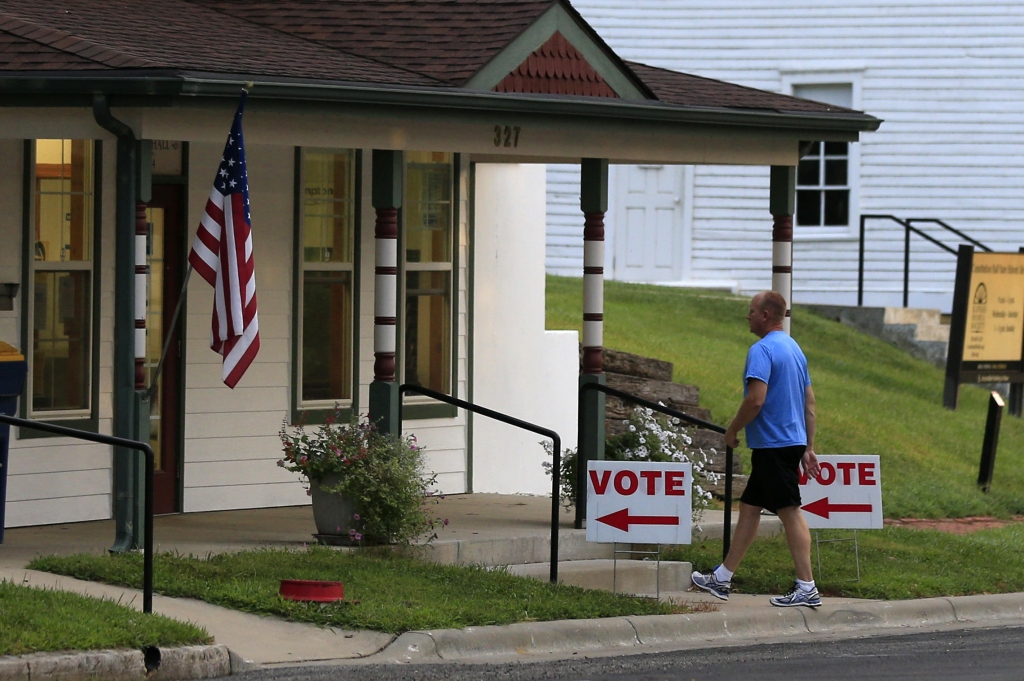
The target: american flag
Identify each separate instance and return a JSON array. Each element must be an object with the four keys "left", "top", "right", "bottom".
[{"left": 187, "top": 91, "right": 260, "bottom": 388}]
